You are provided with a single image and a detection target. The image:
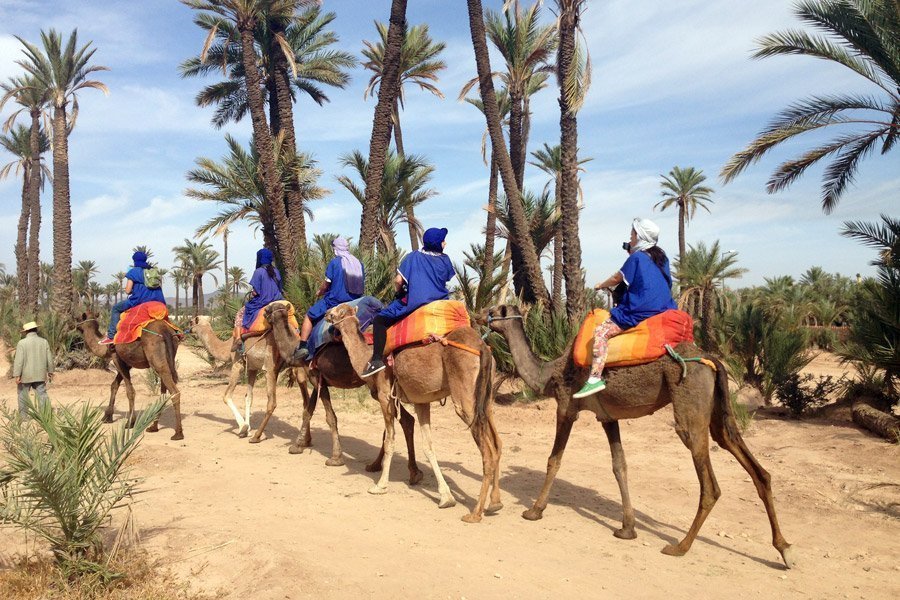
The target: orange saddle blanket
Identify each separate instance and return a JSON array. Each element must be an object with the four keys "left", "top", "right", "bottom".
[
  {"left": 384, "top": 300, "right": 470, "bottom": 356},
  {"left": 573, "top": 309, "right": 694, "bottom": 368},
  {"left": 237, "top": 300, "right": 299, "bottom": 336},
  {"left": 113, "top": 301, "right": 174, "bottom": 345}
]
